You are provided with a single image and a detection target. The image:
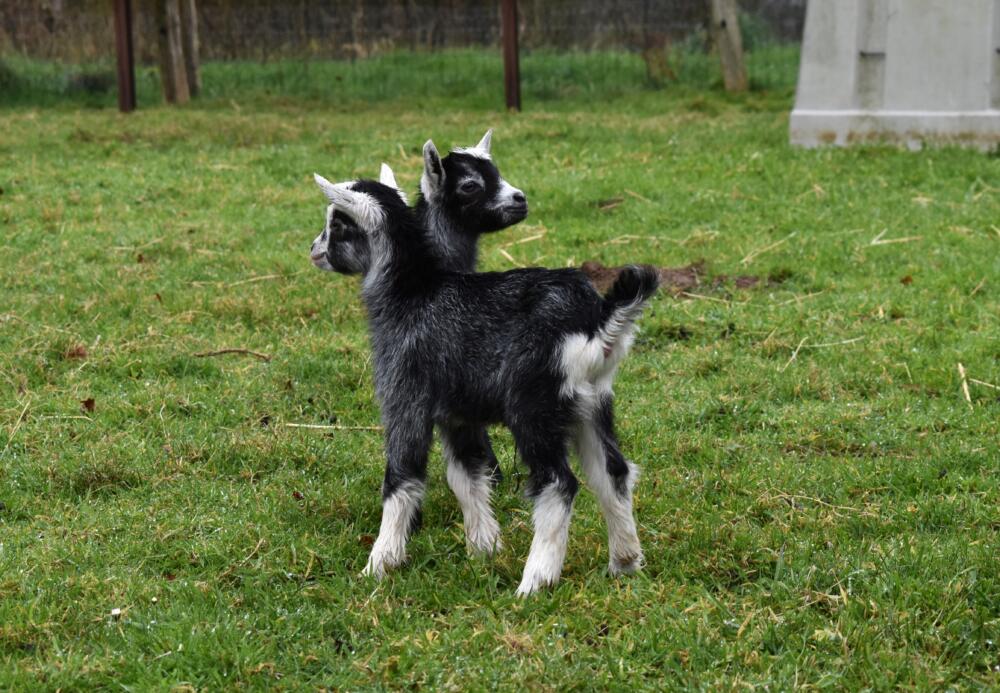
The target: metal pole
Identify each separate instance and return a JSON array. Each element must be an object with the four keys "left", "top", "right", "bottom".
[
  {"left": 113, "top": 0, "right": 136, "bottom": 112},
  {"left": 501, "top": 0, "right": 521, "bottom": 111}
]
